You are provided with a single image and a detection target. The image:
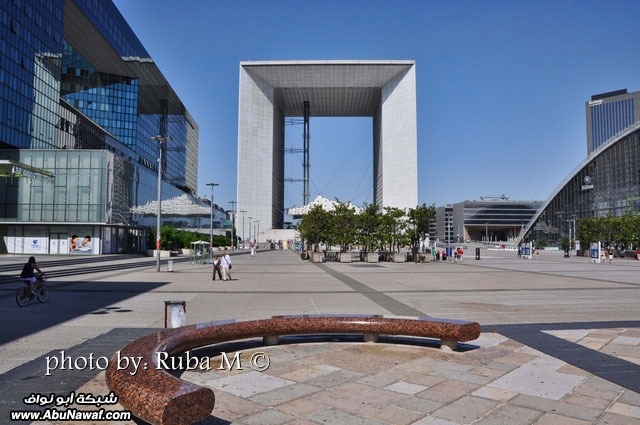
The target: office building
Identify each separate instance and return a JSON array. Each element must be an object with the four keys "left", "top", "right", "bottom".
[
  {"left": 0, "top": 0, "right": 210, "bottom": 254},
  {"left": 586, "top": 89, "right": 640, "bottom": 154},
  {"left": 436, "top": 197, "right": 542, "bottom": 244}
]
